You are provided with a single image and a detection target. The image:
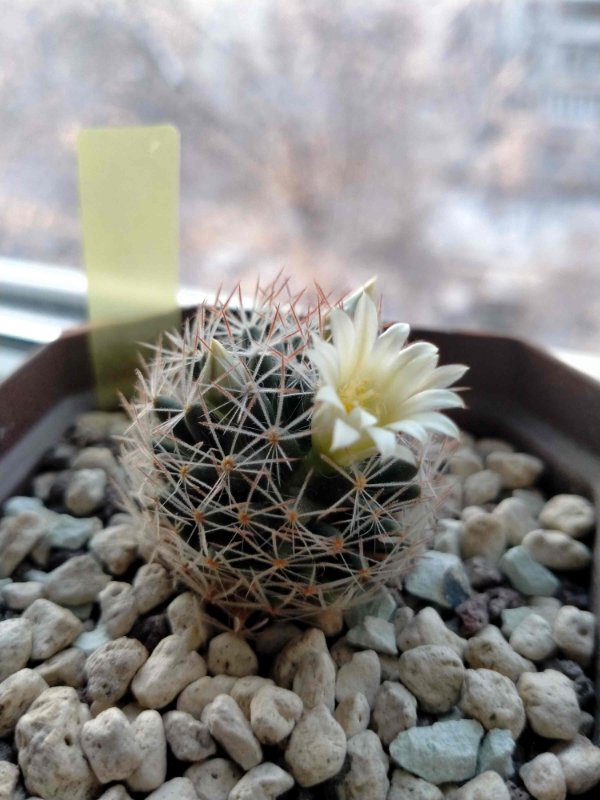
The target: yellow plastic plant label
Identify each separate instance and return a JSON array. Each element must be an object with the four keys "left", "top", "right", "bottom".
[{"left": 77, "top": 125, "right": 180, "bottom": 408}]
